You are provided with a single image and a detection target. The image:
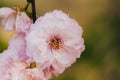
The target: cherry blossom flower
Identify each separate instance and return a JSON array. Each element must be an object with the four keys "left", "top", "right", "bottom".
[
  {"left": 0, "top": 33, "right": 52, "bottom": 80},
  {"left": 0, "top": 55, "right": 48, "bottom": 80},
  {"left": 0, "top": 7, "right": 32, "bottom": 33},
  {"left": 0, "top": 33, "right": 26, "bottom": 79},
  {"left": 0, "top": 48, "right": 49, "bottom": 80},
  {"left": 26, "top": 10, "right": 85, "bottom": 76},
  {"left": 19, "top": 67, "right": 47, "bottom": 80}
]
